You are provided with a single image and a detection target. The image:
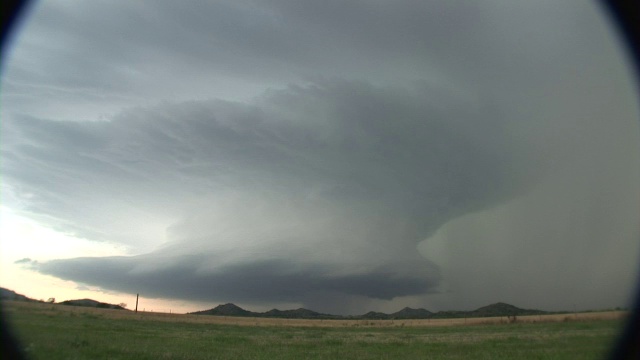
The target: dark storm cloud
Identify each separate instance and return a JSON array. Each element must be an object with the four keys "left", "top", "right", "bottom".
[
  {"left": 3, "top": 80, "right": 525, "bottom": 248},
  {"left": 3, "top": 0, "right": 601, "bottom": 120},
  {"left": 6, "top": 79, "right": 526, "bottom": 310},
  {"left": 39, "top": 255, "right": 438, "bottom": 305},
  {"left": 2, "top": 1, "right": 638, "bottom": 312}
]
